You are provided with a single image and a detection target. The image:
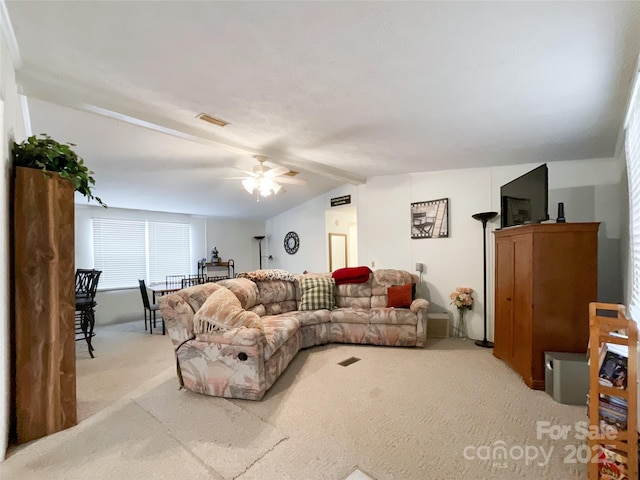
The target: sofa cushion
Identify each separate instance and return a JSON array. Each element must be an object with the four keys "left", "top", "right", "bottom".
[
  {"left": 371, "top": 269, "right": 419, "bottom": 308},
  {"left": 299, "top": 277, "right": 336, "bottom": 311},
  {"left": 256, "top": 280, "right": 297, "bottom": 305},
  {"left": 335, "top": 280, "right": 373, "bottom": 309},
  {"left": 249, "top": 304, "right": 267, "bottom": 316},
  {"left": 330, "top": 308, "right": 370, "bottom": 324},
  {"left": 217, "top": 277, "right": 259, "bottom": 309},
  {"left": 264, "top": 300, "right": 298, "bottom": 315},
  {"left": 262, "top": 315, "right": 300, "bottom": 360},
  {"left": 194, "top": 287, "right": 264, "bottom": 333},
  {"left": 287, "top": 309, "right": 331, "bottom": 327},
  {"left": 387, "top": 283, "right": 413, "bottom": 308},
  {"left": 369, "top": 307, "right": 418, "bottom": 325},
  {"left": 335, "top": 296, "right": 372, "bottom": 309},
  {"left": 176, "top": 282, "right": 225, "bottom": 313}
]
